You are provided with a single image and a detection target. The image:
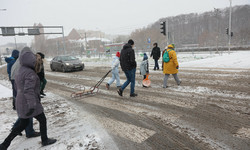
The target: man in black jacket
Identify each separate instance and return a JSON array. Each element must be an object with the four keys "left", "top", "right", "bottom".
[
  {"left": 150, "top": 43, "right": 161, "bottom": 70},
  {"left": 37, "top": 52, "right": 47, "bottom": 97},
  {"left": 117, "top": 39, "right": 137, "bottom": 97}
]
